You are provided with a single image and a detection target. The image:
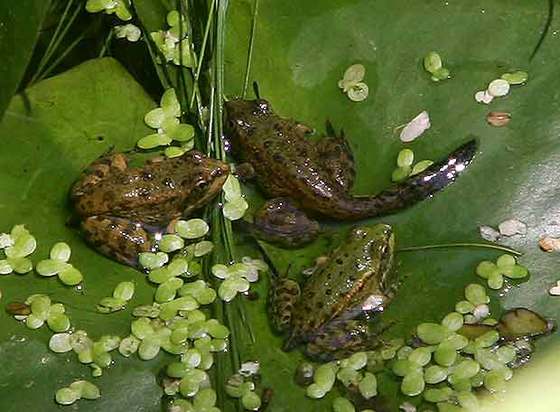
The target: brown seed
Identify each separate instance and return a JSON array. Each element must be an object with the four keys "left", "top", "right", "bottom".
[
  {"left": 487, "top": 111, "right": 511, "bottom": 127},
  {"left": 6, "top": 302, "right": 31, "bottom": 316},
  {"left": 539, "top": 236, "right": 560, "bottom": 252}
]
